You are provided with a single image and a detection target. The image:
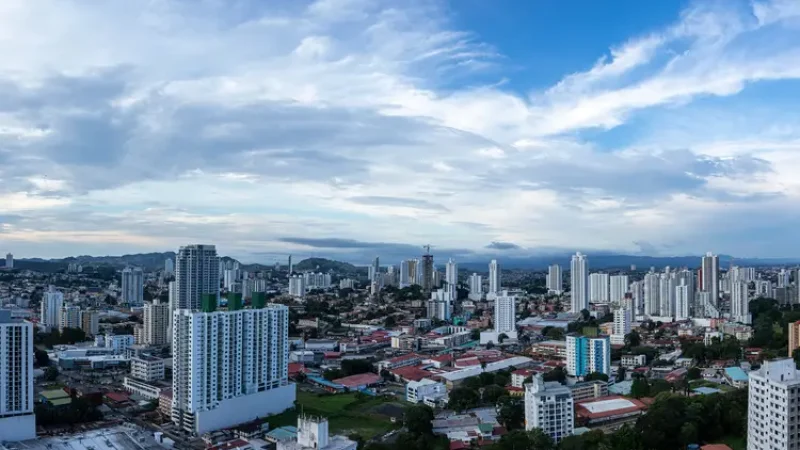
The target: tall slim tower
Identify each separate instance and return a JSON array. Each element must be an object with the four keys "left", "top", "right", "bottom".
[
  {"left": 421, "top": 246, "right": 434, "bottom": 291},
  {"left": 174, "top": 244, "right": 220, "bottom": 311},
  {"left": 121, "top": 267, "right": 144, "bottom": 306},
  {"left": 40, "top": 285, "right": 63, "bottom": 330},
  {"left": 288, "top": 255, "right": 293, "bottom": 275},
  {"left": 701, "top": 252, "right": 720, "bottom": 304},
  {"left": 489, "top": 259, "right": 501, "bottom": 295},
  {"left": 4, "top": 253, "right": 12, "bottom": 269},
  {"left": 445, "top": 258, "right": 458, "bottom": 300},
  {"left": 570, "top": 252, "right": 588, "bottom": 313},
  {"left": 547, "top": 264, "right": 562, "bottom": 294},
  {"left": 0, "top": 310, "right": 35, "bottom": 441}
]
